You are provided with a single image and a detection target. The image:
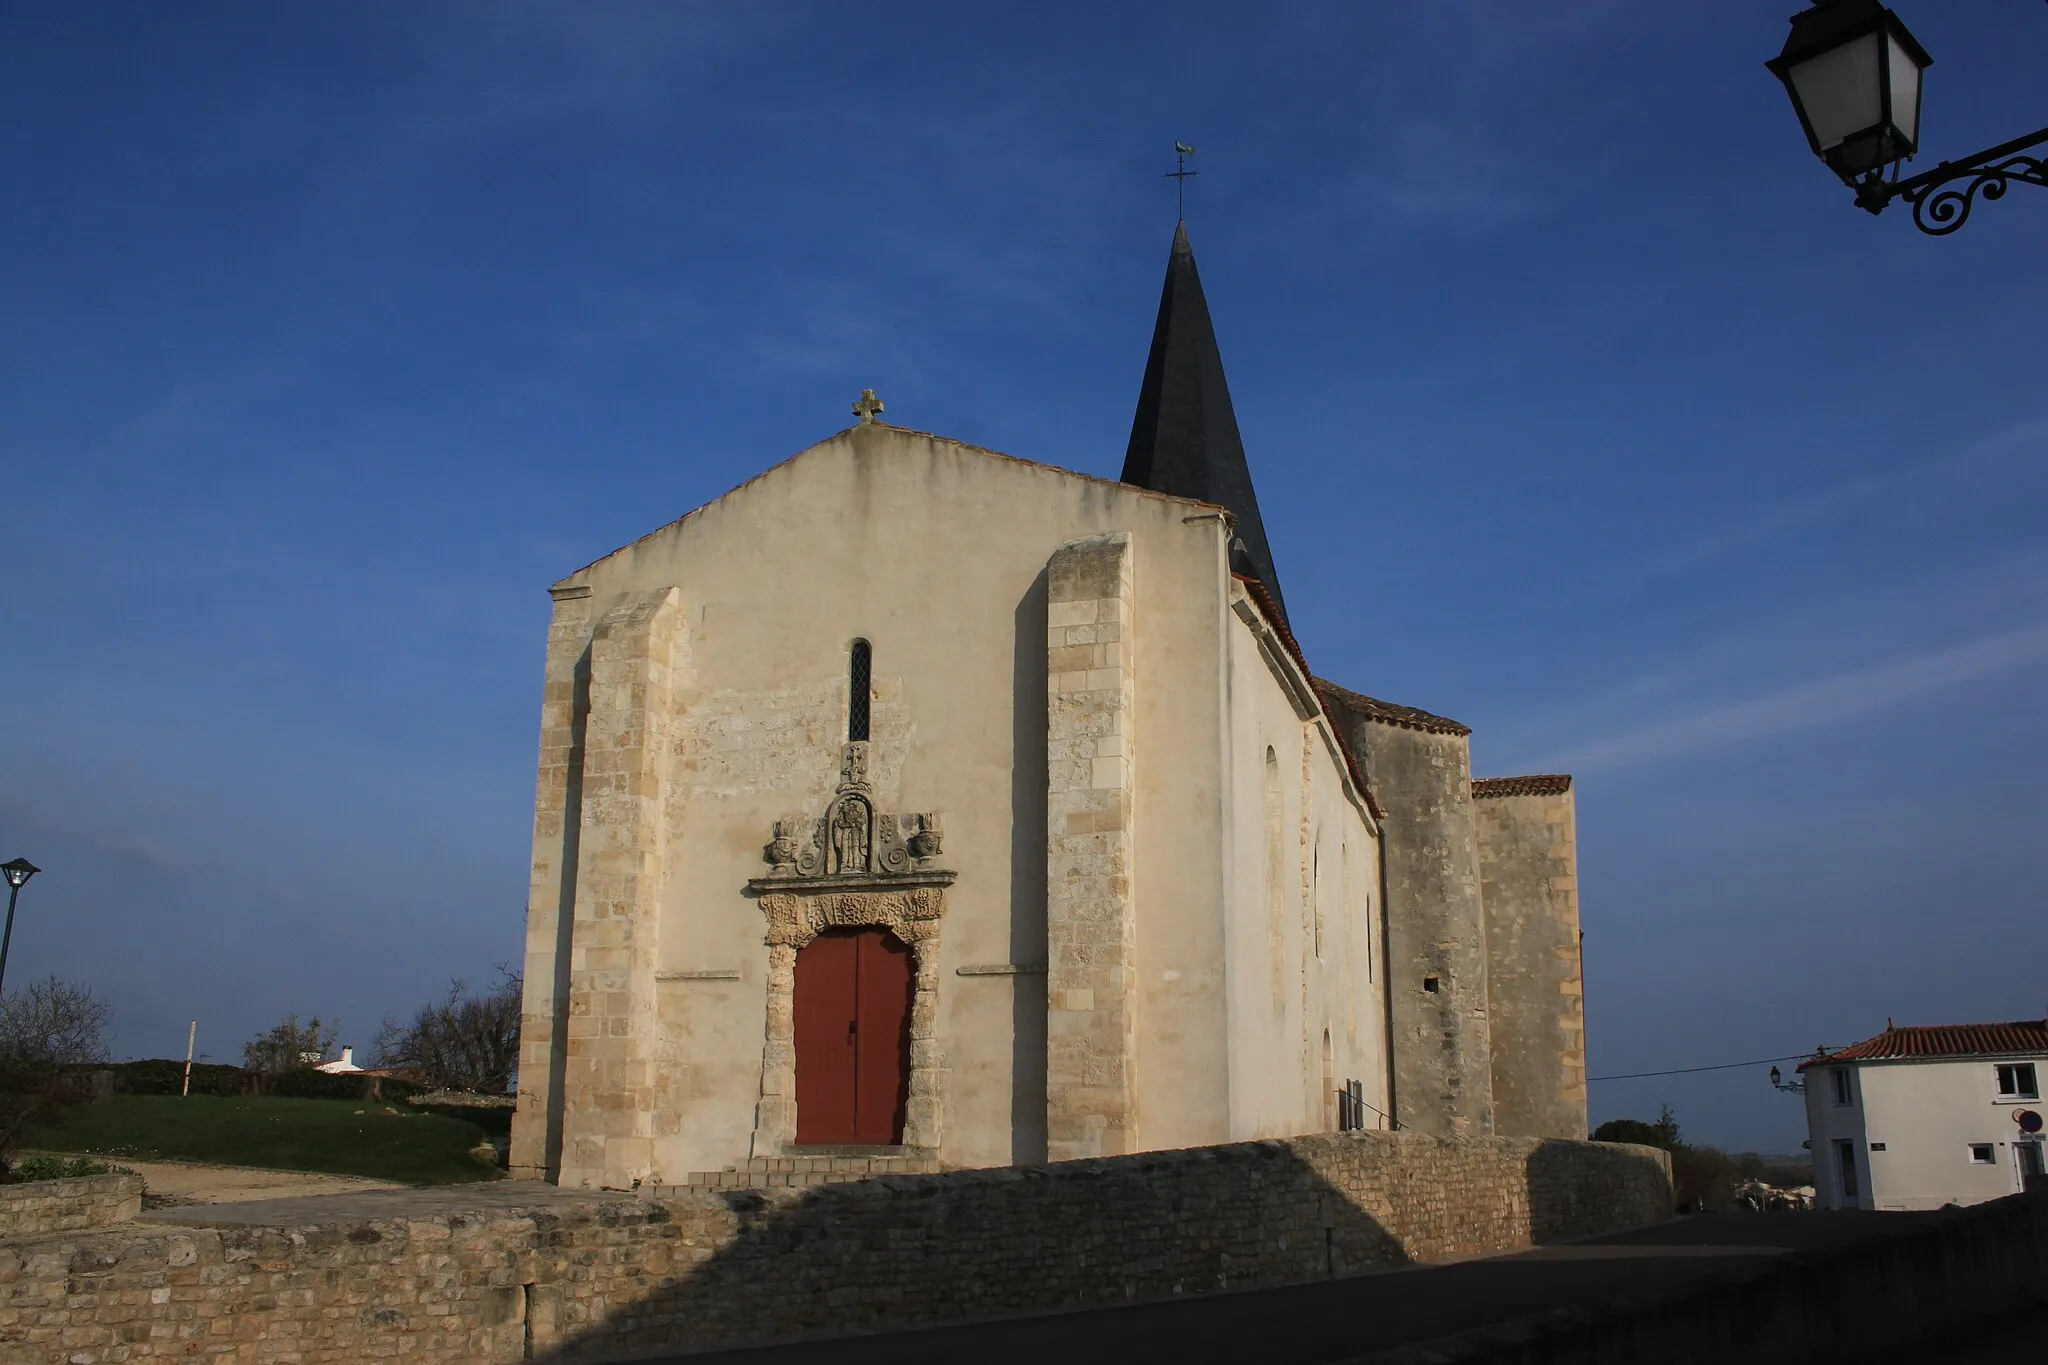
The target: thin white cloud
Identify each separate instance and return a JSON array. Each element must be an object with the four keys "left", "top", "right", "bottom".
[
  {"left": 1549, "top": 618, "right": 2048, "bottom": 773},
  {"left": 1629, "top": 416, "right": 2048, "bottom": 585}
]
